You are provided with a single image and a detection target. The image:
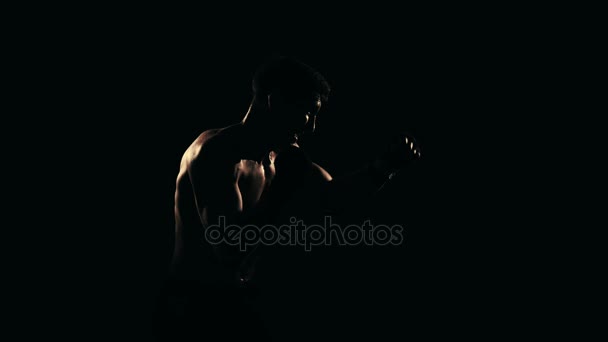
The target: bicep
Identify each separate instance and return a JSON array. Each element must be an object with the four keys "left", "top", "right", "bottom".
[{"left": 312, "top": 162, "right": 333, "bottom": 182}]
